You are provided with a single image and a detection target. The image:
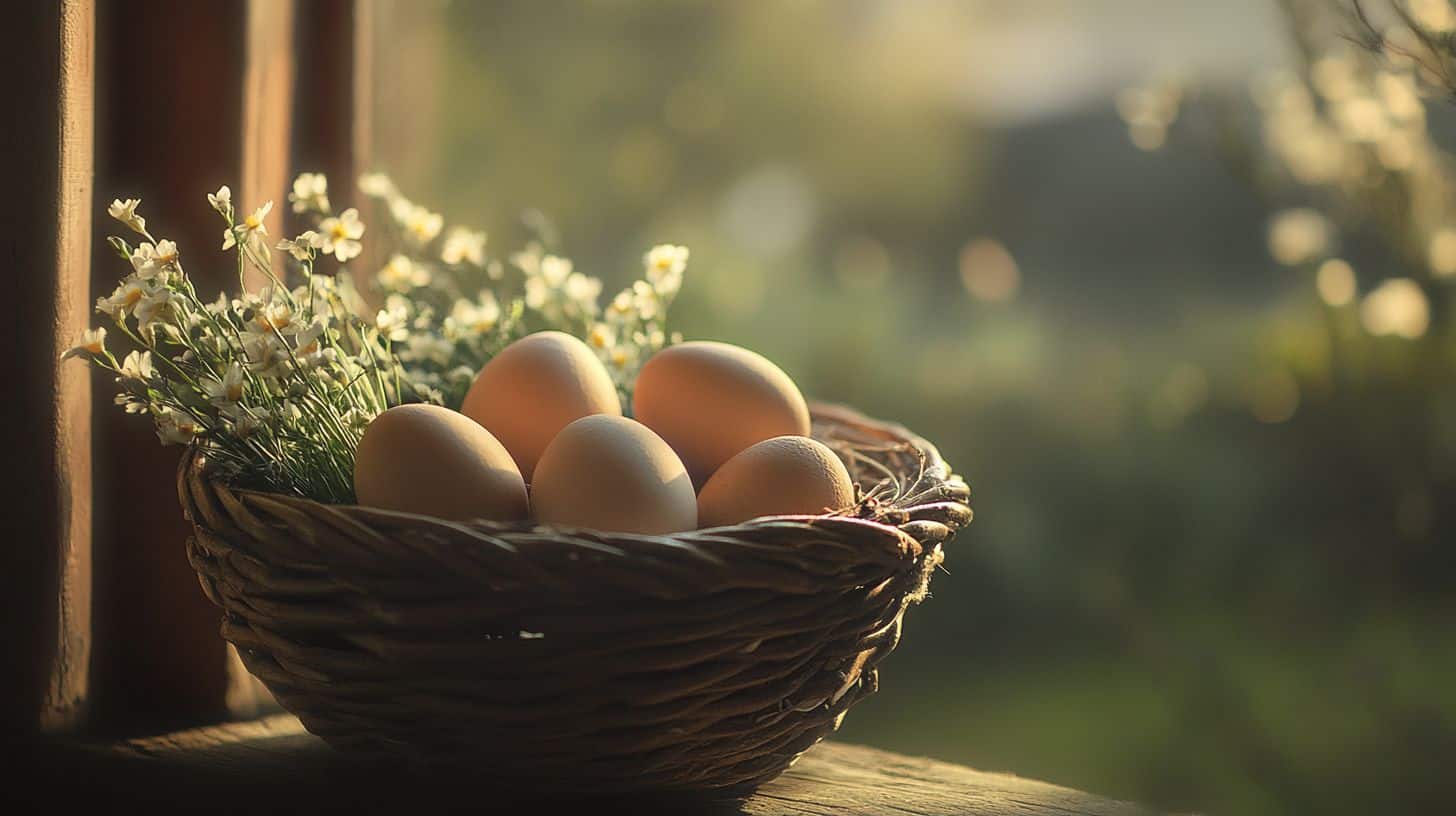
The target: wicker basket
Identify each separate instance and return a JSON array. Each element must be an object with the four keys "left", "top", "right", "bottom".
[{"left": 178, "top": 402, "right": 972, "bottom": 793}]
